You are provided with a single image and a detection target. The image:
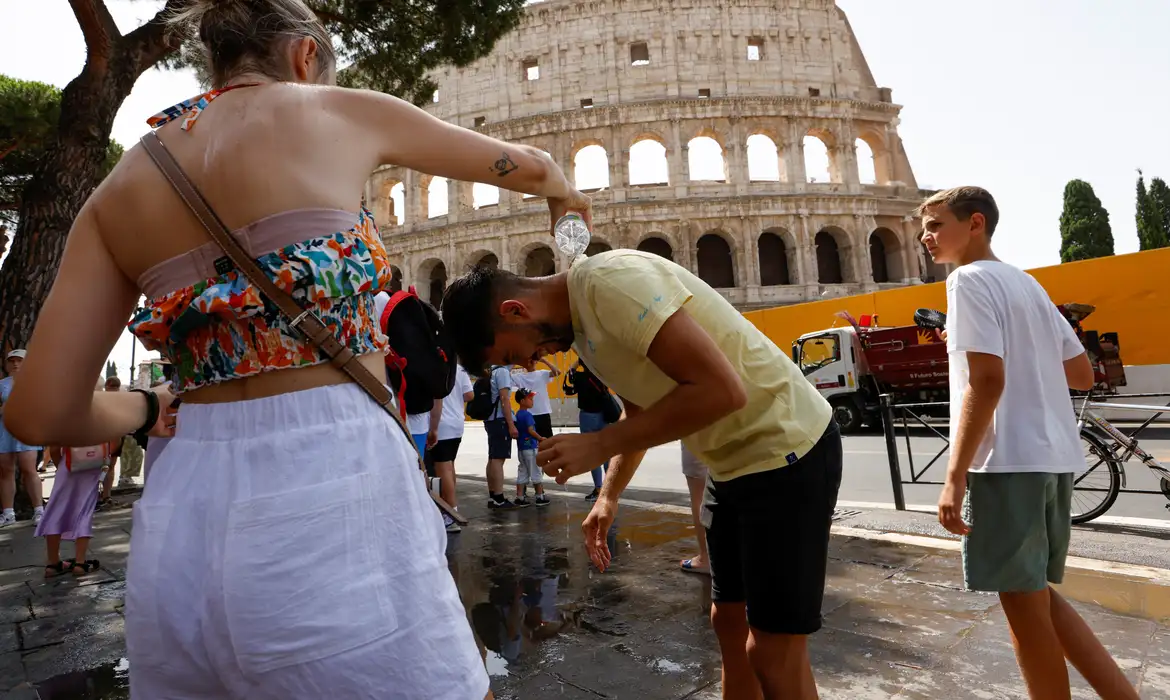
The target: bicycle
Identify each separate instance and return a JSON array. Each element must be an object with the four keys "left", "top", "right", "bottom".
[{"left": 1073, "top": 393, "right": 1170, "bottom": 524}]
